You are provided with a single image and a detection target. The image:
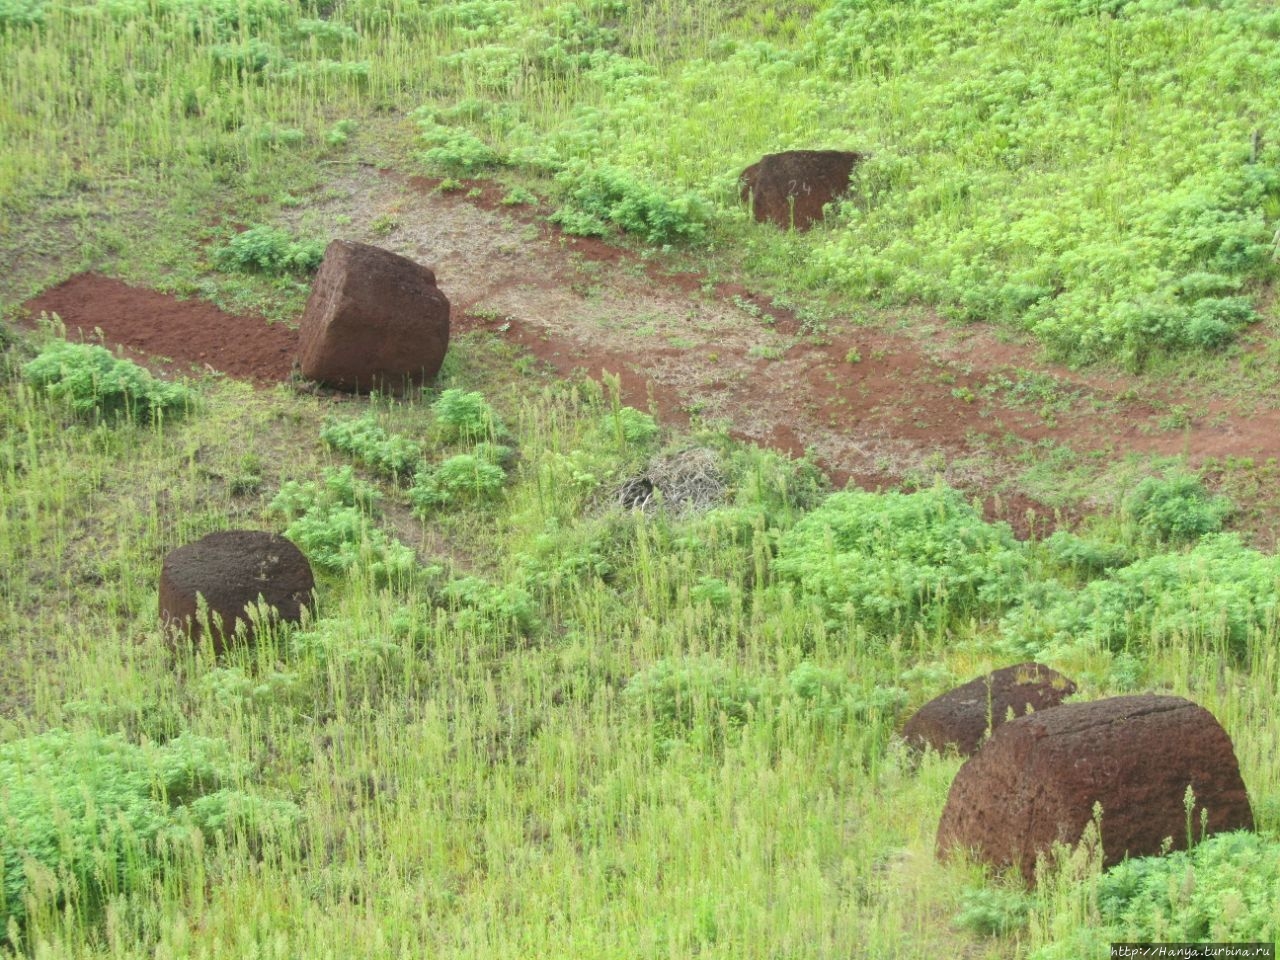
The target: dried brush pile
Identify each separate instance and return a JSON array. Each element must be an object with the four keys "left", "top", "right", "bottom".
[{"left": 617, "top": 446, "right": 726, "bottom": 515}]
